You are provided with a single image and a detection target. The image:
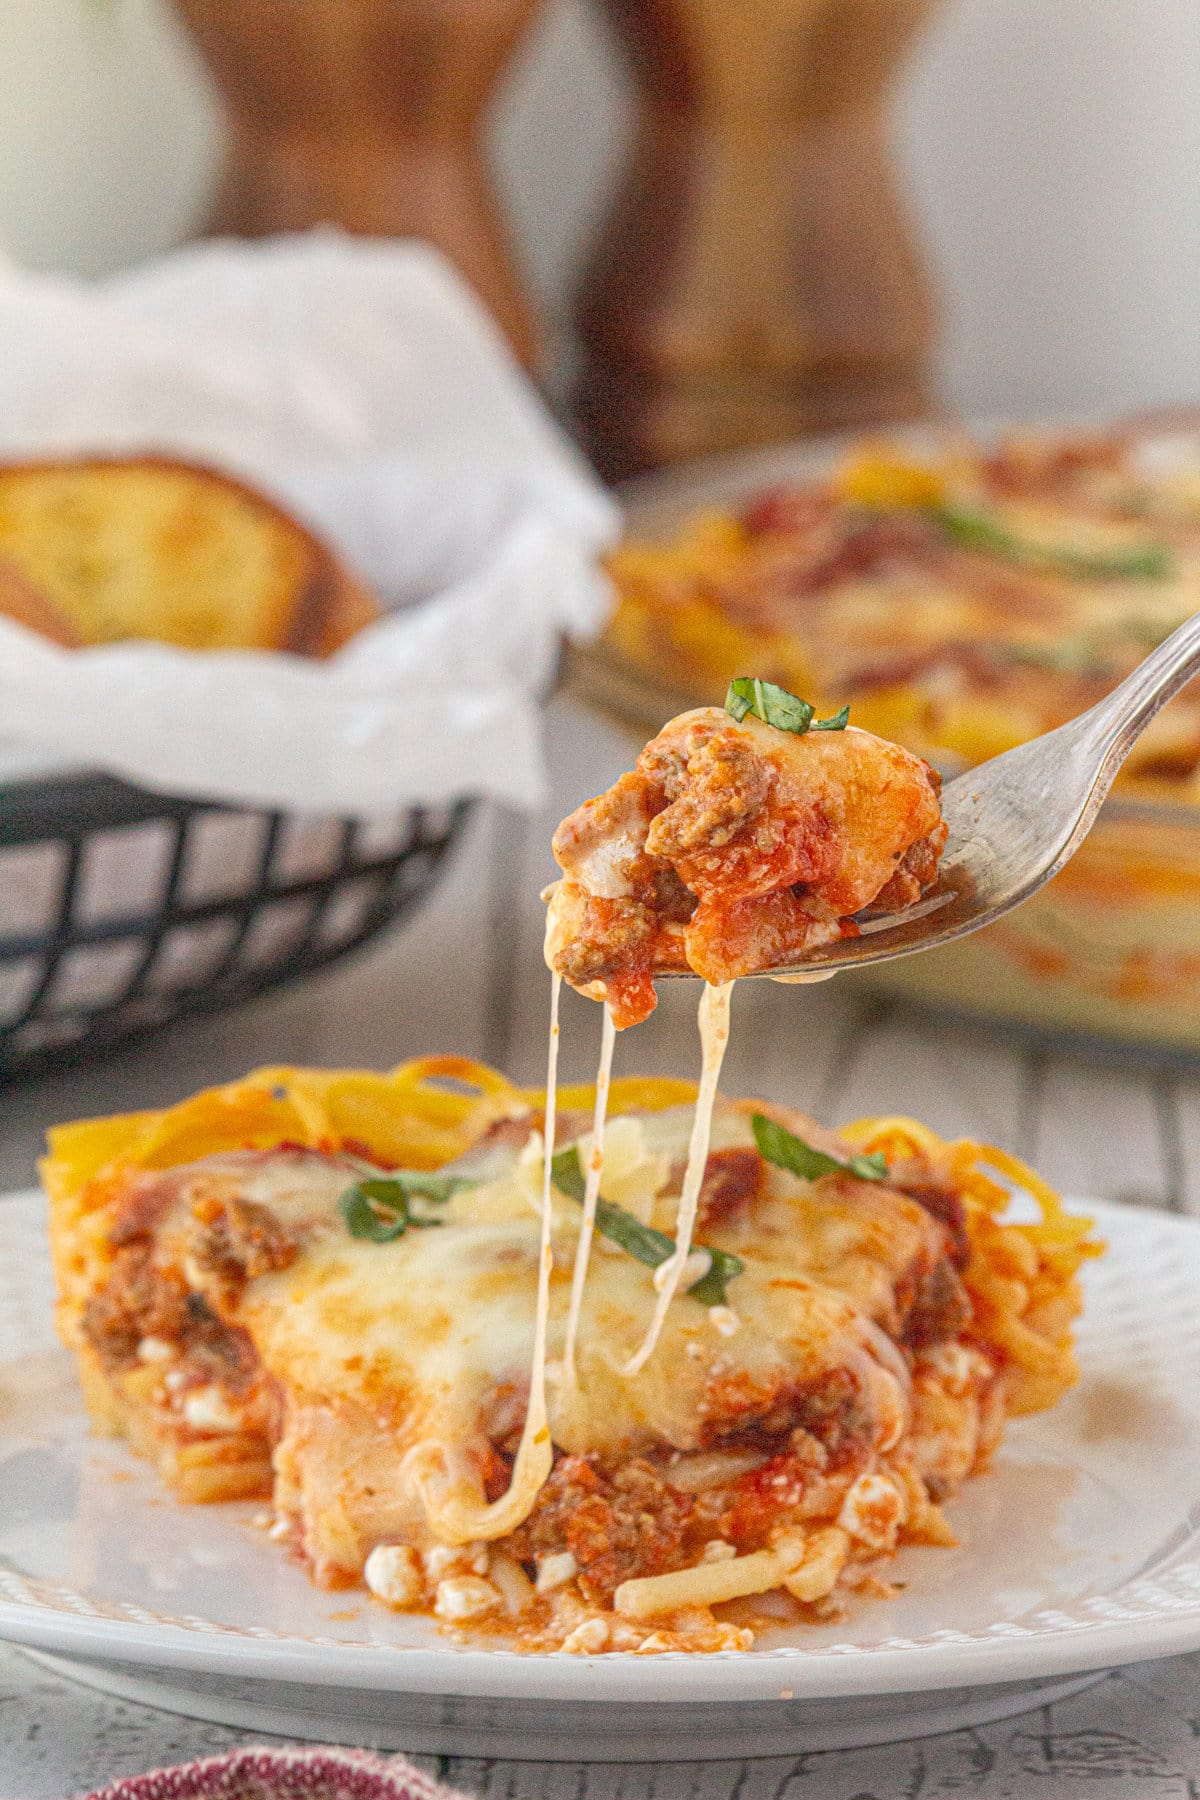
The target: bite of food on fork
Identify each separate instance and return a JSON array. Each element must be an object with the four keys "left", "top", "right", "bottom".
[
  {"left": 547, "top": 610, "right": 1200, "bottom": 1011},
  {"left": 544, "top": 677, "right": 948, "bottom": 1026}
]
